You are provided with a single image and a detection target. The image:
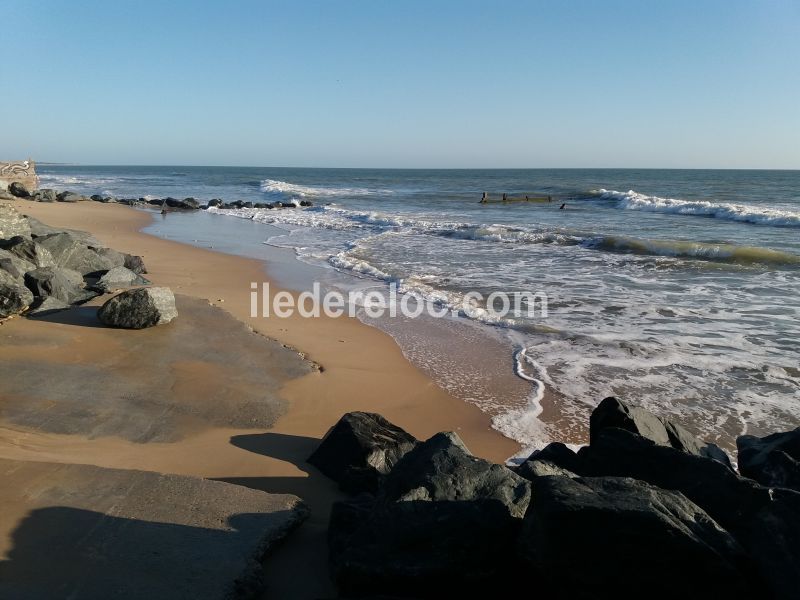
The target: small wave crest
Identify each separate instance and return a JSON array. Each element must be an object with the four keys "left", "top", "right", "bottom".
[
  {"left": 596, "top": 189, "right": 800, "bottom": 228},
  {"left": 260, "top": 178, "right": 392, "bottom": 198}
]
